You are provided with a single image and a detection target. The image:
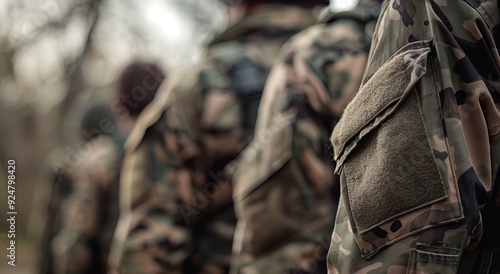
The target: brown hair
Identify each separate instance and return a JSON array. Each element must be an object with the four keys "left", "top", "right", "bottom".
[{"left": 117, "top": 62, "right": 165, "bottom": 117}]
